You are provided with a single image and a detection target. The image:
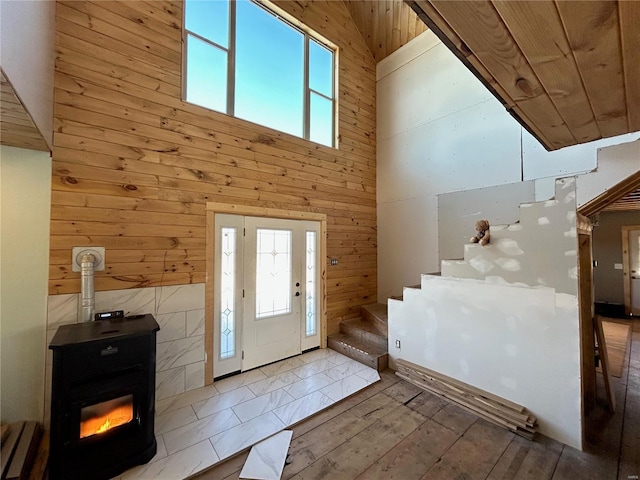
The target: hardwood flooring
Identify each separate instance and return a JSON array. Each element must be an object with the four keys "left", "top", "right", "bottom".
[{"left": 192, "top": 318, "right": 640, "bottom": 480}]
